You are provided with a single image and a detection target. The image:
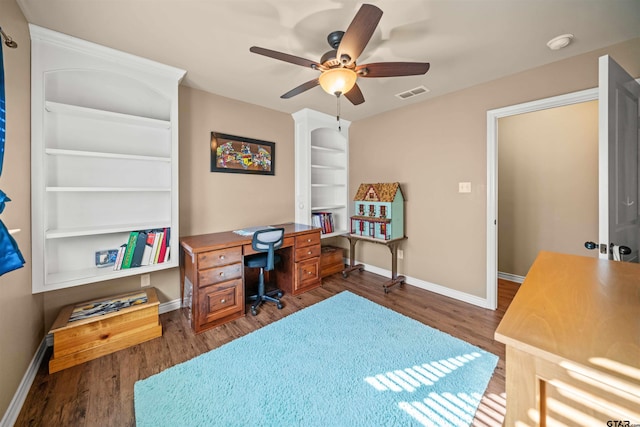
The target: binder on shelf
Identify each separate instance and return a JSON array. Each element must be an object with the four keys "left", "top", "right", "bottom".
[
  {"left": 130, "top": 231, "right": 148, "bottom": 268},
  {"left": 141, "top": 232, "right": 156, "bottom": 266},
  {"left": 157, "top": 227, "right": 169, "bottom": 263},
  {"left": 312, "top": 212, "right": 334, "bottom": 234},
  {"left": 121, "top": 231, "right": 139, "bottom": 269},
  {"left": 113, "top": 244, "right": 127, "bottom": 270},
  {"left": 153, "top": 231, "right": 164, "bottom": 264}
]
